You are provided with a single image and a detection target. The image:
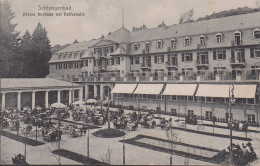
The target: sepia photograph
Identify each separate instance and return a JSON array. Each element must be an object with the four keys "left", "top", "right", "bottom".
[{"left": 1, "top": 0, "right": 260, "bottom": 165}]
